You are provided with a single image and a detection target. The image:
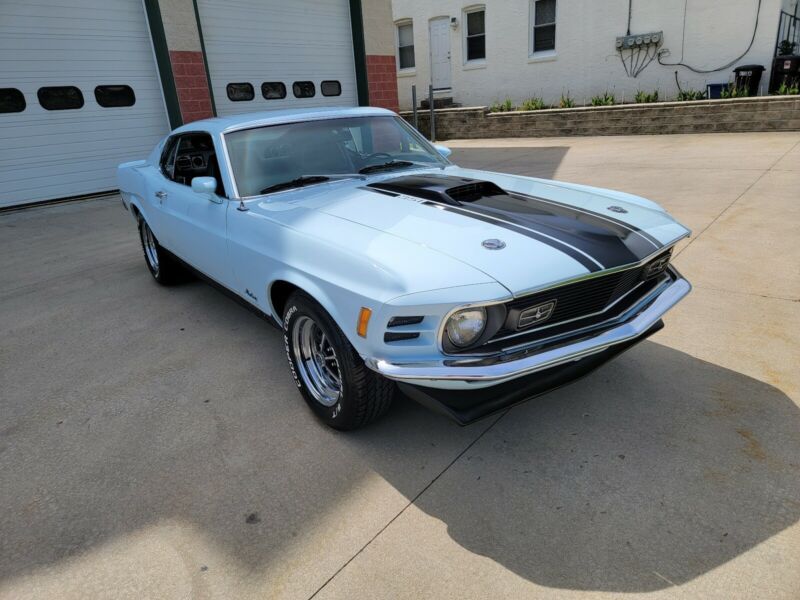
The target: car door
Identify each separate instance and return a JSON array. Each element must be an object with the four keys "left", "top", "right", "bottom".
[{"left": 151, "top": 132, "right": 233, "bottom": 288}]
